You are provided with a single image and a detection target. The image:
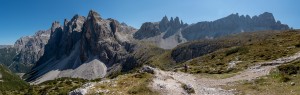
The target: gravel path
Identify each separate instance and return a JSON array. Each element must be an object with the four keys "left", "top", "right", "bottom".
[{"left": 151, "top": 67, "right": 234, "bottom": 95}]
